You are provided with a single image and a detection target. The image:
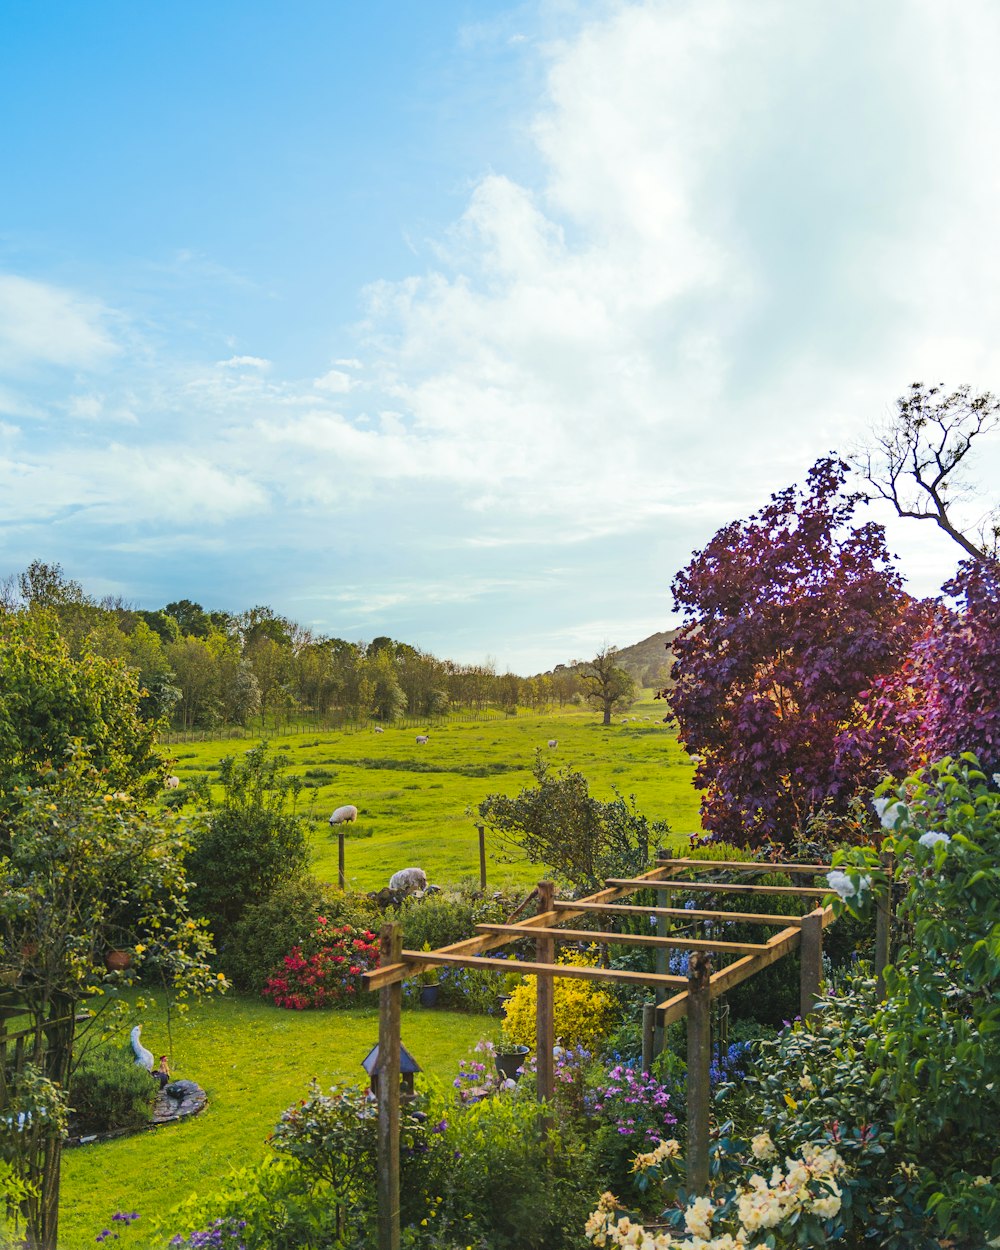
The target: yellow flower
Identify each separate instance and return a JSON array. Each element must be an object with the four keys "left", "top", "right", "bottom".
[{"left": 134, "top": 944, "right": 146, "bottom": 955}]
